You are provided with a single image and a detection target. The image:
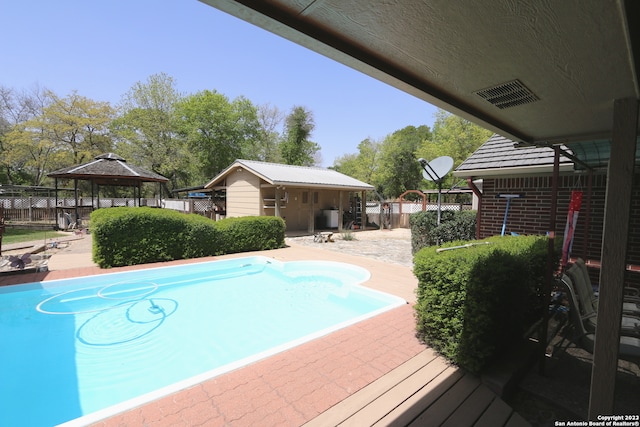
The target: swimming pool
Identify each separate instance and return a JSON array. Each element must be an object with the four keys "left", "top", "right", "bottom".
[{"left": 0, "top": 256, "right": 405, "bottom": 426}]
